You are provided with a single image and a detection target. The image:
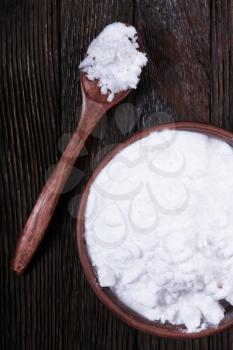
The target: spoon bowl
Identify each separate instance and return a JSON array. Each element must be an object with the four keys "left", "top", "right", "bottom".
[{"left": 81, "top": 73, "right": 130, "bottom": 104}]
